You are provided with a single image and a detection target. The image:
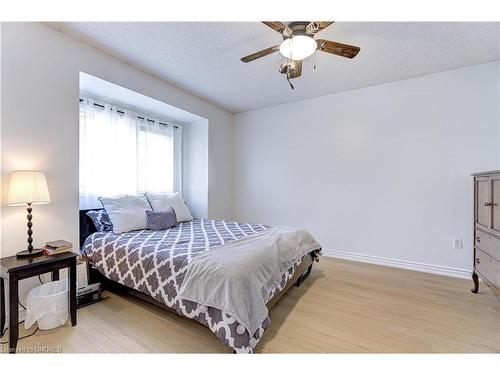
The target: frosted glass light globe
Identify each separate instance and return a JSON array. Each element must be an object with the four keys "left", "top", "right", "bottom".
[{"left": 279, "top": 35, "right": 317, "bottom": 60}]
